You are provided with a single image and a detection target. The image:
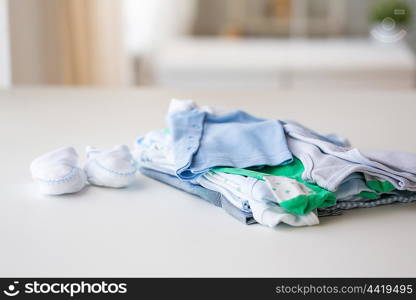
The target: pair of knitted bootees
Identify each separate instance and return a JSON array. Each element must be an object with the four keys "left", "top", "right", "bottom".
[{"left": 30, "top": 145, "right": 137, "bottom": 195}]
